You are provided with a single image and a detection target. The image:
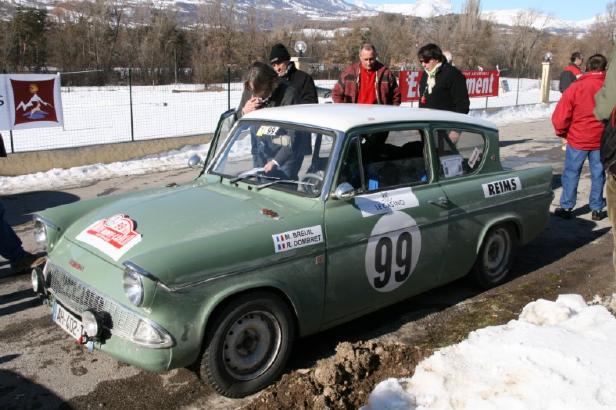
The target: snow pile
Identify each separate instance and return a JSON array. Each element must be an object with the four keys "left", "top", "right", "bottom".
[
  {"left": 470, "top": 103, "right": 556, "bottom": 125},
  {"left": 361, "top": 294, "right": 616, "bottom": 410}
]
